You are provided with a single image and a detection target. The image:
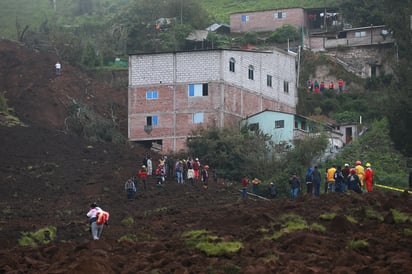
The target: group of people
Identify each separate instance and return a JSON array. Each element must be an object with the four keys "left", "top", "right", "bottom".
[
  {"left": 307, "top": 79, "right": 344, "bottom": 93},
  {"left": 123, "top": 155, "right": 213, "bottom": 201},
  {"left": 300, "top": 160, "right": 374, "bottom": 199}
]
